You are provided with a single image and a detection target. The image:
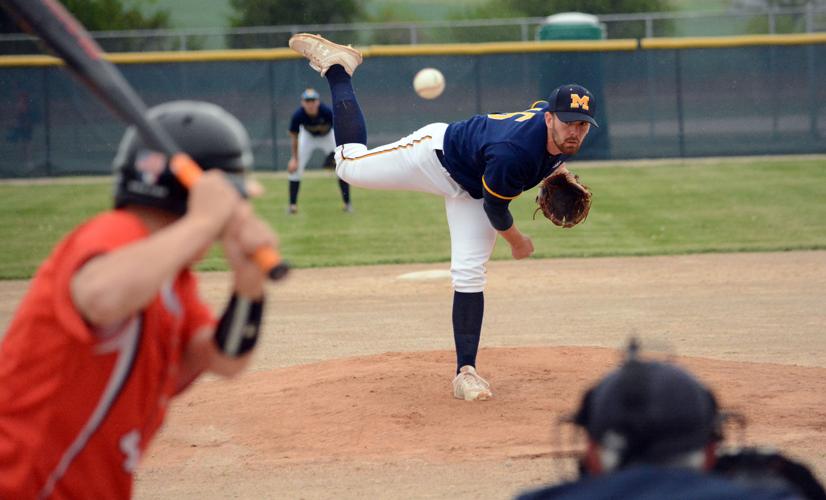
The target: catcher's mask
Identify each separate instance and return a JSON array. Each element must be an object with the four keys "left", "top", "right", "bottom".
[
  {"left": 113, "top": 100, "right": 253, "bottom": 215},
  {"left": 572, "top": 339, "right": 724, "bottom": 470}
]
